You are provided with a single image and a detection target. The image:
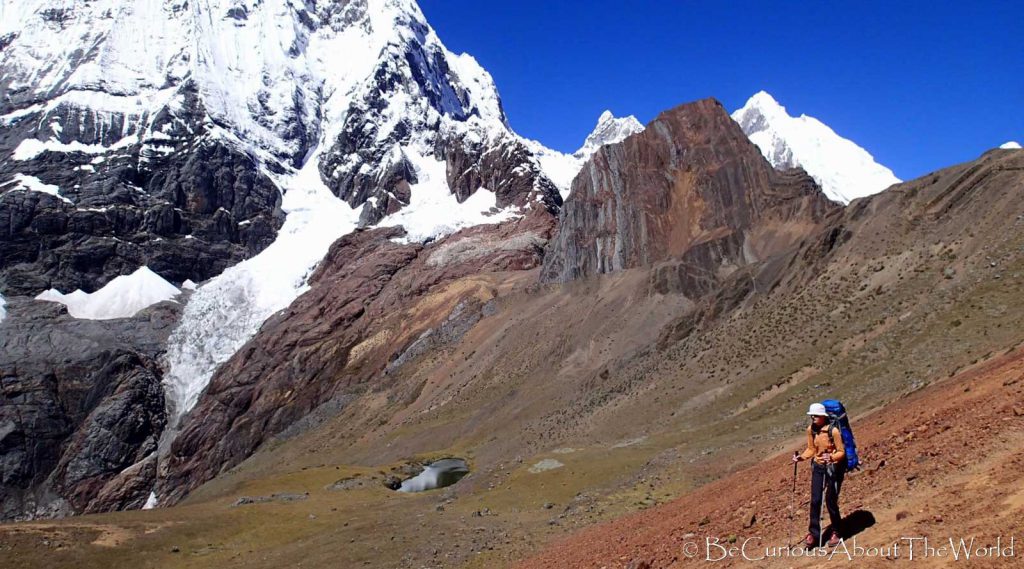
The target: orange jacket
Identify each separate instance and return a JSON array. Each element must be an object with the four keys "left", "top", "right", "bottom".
[{"left": 799, "top": 424, "right": 846, "bottom": 466}]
